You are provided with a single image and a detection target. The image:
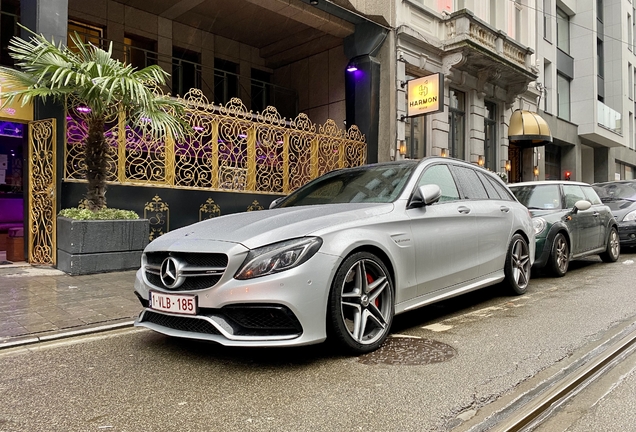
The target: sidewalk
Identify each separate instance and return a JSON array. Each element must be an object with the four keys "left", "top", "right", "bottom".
[{"left": 0, "top": 264, "right": 141, "bottom": 349}]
